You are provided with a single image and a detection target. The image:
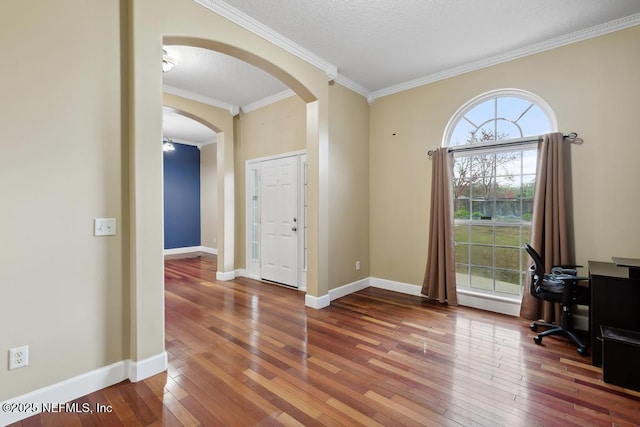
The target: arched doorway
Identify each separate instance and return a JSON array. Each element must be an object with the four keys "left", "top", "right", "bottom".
[{"left": 128, "top": 2, "right": 329, "bottom": 380}]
